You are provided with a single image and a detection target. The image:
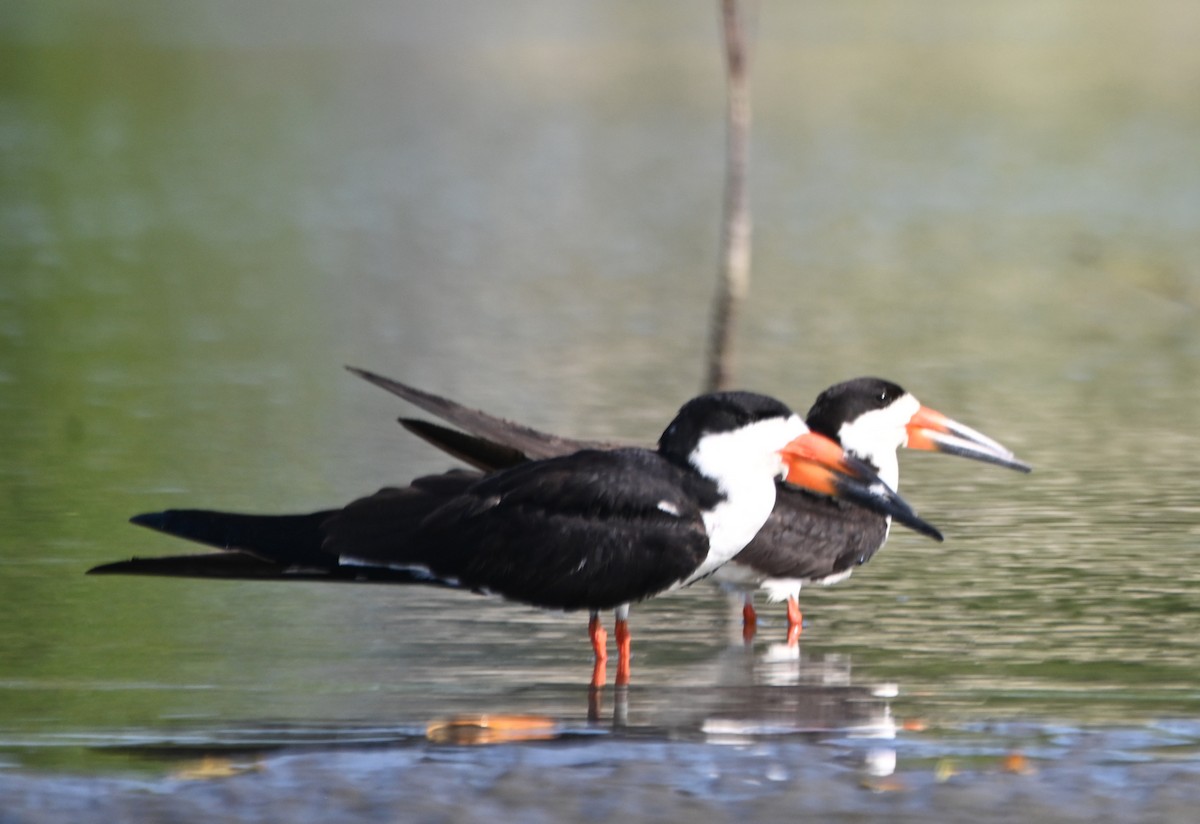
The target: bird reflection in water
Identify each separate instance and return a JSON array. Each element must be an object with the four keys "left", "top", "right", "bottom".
[
  {"left": 430, "top": 644, "right": 897, "bottom": 784},
  {"left": 584, "top": 644, "right": 898, "bottom": 777}
]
